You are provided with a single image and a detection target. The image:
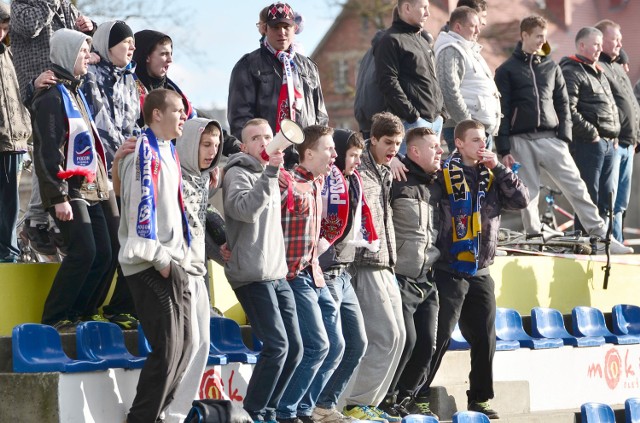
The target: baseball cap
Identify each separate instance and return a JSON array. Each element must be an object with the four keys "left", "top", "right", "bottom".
[{"left": 266, "top": 2, "right": 295, "bottom": 27}]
